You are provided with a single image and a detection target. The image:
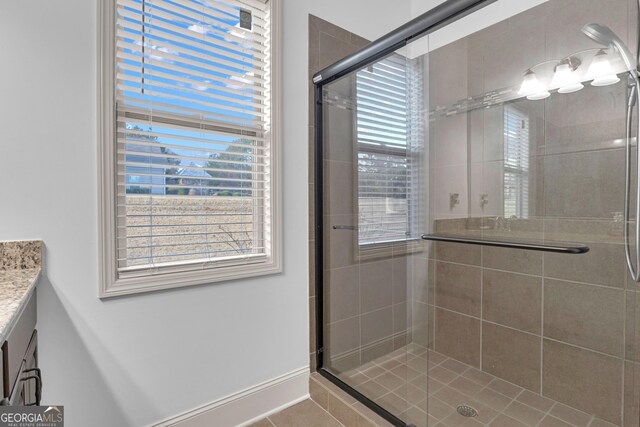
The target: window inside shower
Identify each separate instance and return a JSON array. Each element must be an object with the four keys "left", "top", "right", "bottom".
[
  {"left": 315, "top": 0, "right": 640, "bottom": 426},
  {"left": 355, "top": 54, "right": 423, "bottom": 247}
]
